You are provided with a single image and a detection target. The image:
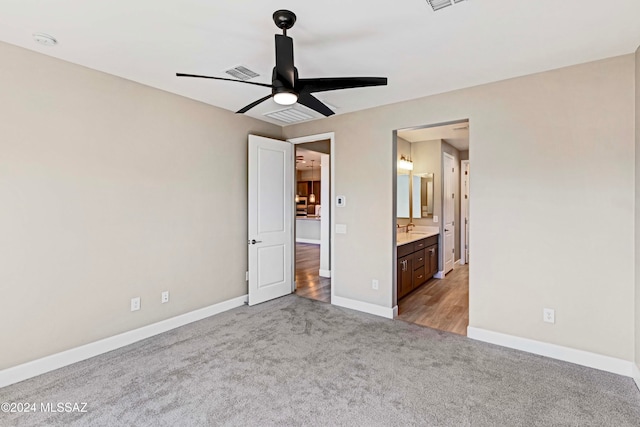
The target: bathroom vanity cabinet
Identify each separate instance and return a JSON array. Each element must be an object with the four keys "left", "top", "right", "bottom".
[{"left": 397, "top": 235, "right": 438, "bottom": 300}]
